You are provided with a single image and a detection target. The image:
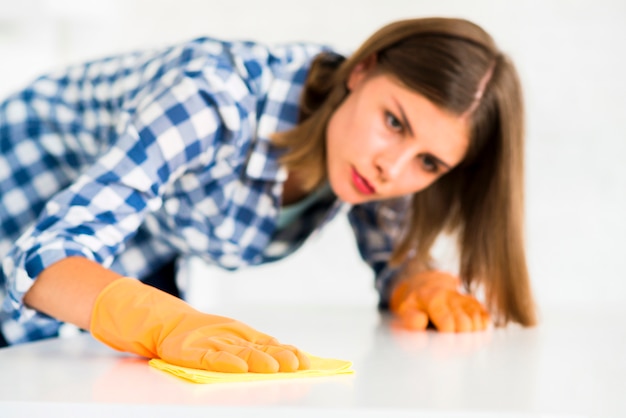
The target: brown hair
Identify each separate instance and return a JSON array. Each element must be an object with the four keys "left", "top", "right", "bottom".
[{"left": 273, "top": 17, "right": 537, "bottom": 327}]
